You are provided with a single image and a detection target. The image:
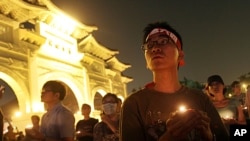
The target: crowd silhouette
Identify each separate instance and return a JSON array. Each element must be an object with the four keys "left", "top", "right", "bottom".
[{"left": 1, "top": 77, "right": 250, "bottom": 141}]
